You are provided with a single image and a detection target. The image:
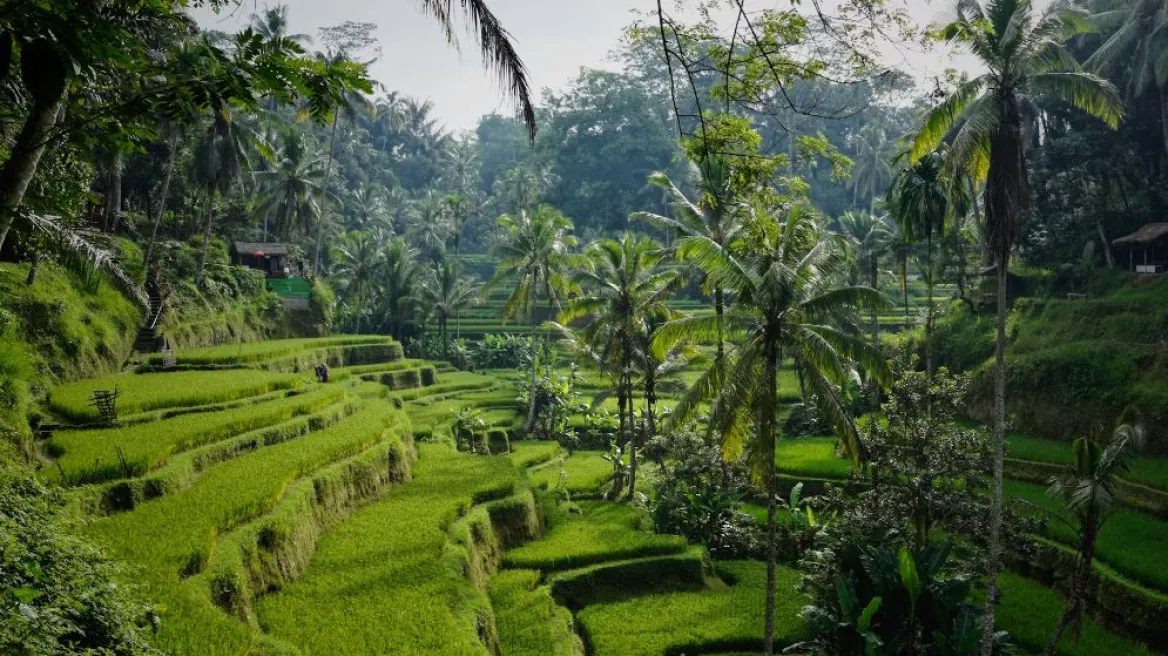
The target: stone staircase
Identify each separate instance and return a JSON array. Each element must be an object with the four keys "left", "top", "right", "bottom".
[{"left": 134, "top": 291, "right": 166, "bottom": 353}]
